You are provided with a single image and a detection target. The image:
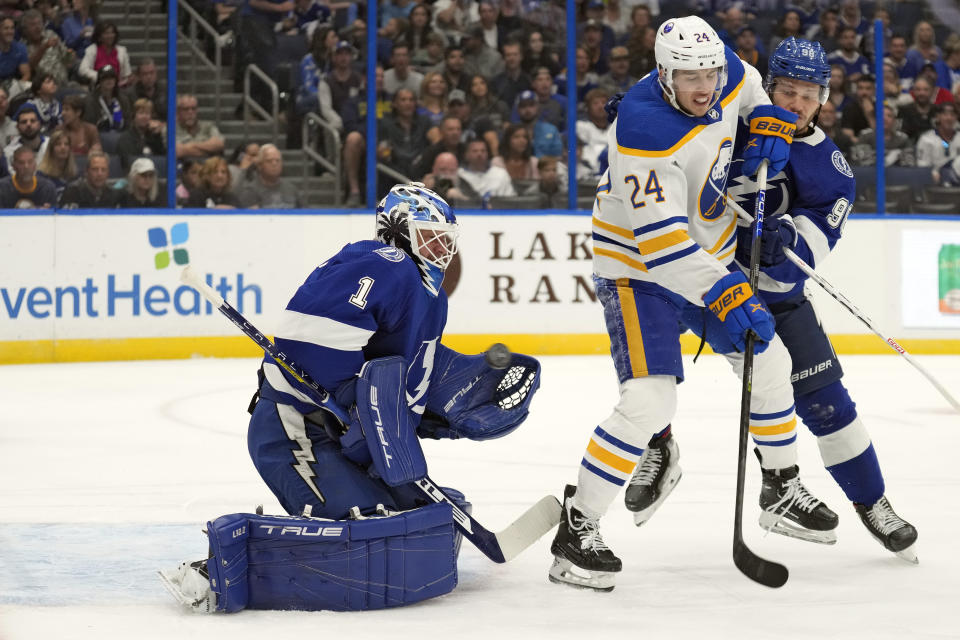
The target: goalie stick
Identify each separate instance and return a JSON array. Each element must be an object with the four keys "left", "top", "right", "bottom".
[
  {"left": 734, "top": 162, "right": 790, "bottom": 588},
  {"left": 725, "top": 196, "right": 960, "bottom": 415},
  {"left": 179, "top": 265, "right": 561, "bottom": 563}
]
